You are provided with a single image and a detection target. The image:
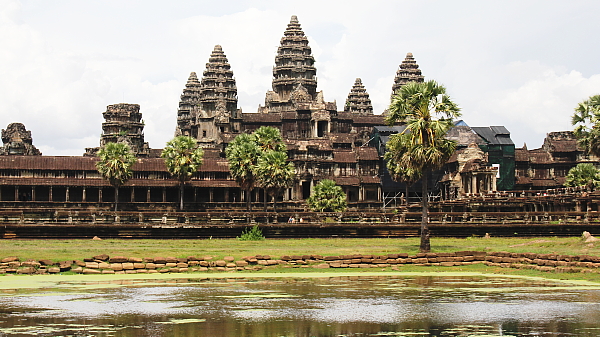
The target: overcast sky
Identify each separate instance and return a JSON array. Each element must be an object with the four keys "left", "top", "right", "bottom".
[{"left": 1, "top": 0, "right": 599, "bottom": 155}]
